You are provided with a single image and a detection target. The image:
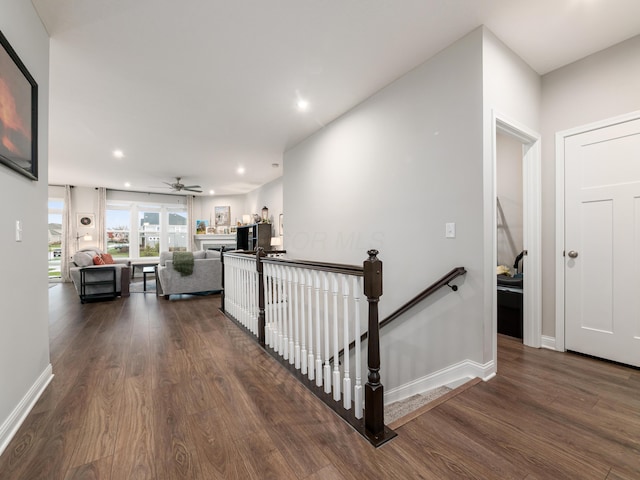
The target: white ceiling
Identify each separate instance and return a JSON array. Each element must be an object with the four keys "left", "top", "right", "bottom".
[{"left": 34, "top": 0, "right": 640, "bottom": 196}]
